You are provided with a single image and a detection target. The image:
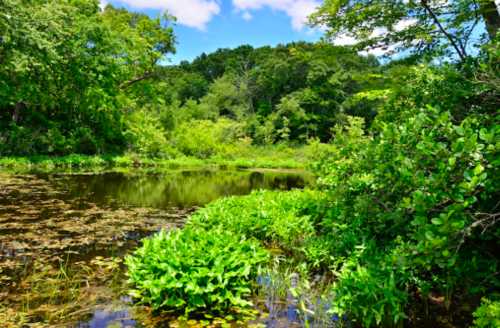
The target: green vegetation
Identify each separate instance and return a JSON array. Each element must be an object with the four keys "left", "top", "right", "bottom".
[
  {"left": 127, "top": 28, "right": 498, "bottom": 328},
  {"left": 2, "top": 0, "right": 499, "bottom": 326},
  {"left": 188, "top": 190, "right": 323, "bottom": 251},
  {"left": 0, "top": 257, "right": 123, "bottom": 327},
  {"left": 473, "top": 297, "right": 500, "bottom": 327},
  {"left": 0, "top": 142, "right": 327, "bottom": 172},
  {"left": 310, "top": 0, "right": 499, "bottom": 61},
  {"left": 126, "top": 229, "right": 268, "bottom": 315},
  {"left": 0, "top": 0, "right": 378, "bottom": 162}
]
